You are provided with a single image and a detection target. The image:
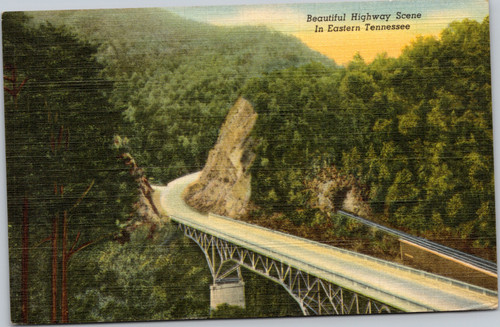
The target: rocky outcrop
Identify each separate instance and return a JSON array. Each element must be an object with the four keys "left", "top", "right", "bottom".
[
  {"left": 120, "top": 152, "right": 160, "bottom": 220},
  {"left": 183, "top": 97, "right": 257, "bottom": 218},
  {"left": 116, "top": 151, "right": 161, "bottom": 242},
  {"left": 307, "top": 166, "right": 371, "bottom": 217}
]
